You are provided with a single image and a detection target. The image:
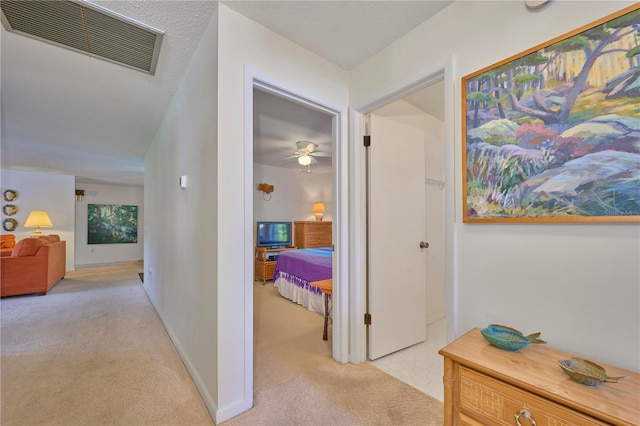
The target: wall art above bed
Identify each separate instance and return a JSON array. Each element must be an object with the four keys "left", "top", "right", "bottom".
[{"left": 462, "top": 4, "right": 640, "bottom": 223}]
